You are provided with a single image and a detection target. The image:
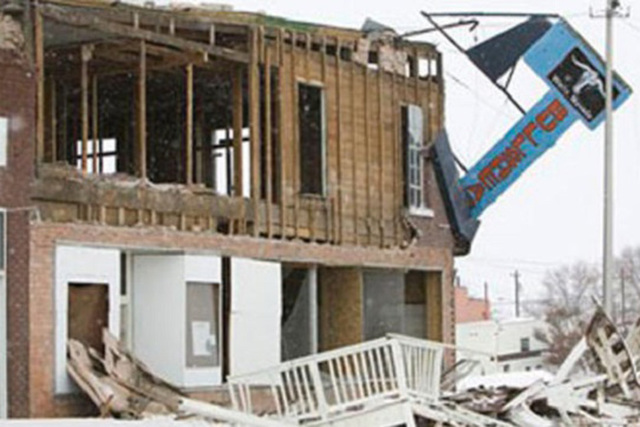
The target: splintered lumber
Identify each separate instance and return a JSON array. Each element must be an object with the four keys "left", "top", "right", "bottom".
[{"left": 68, "top": 330, "right": 288, "bottom": 426}]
